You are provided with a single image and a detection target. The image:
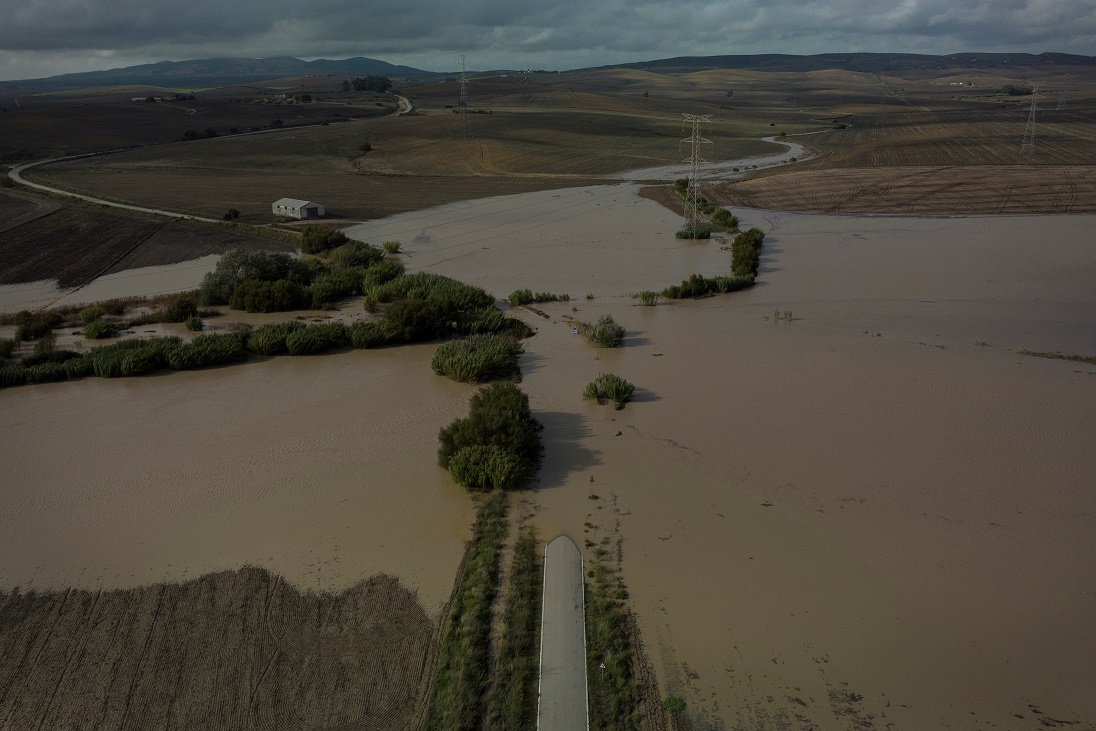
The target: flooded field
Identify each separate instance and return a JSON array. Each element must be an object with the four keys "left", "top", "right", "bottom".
[{"left": 2, "top": 183, "right": 1094, "bottom": 729}]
